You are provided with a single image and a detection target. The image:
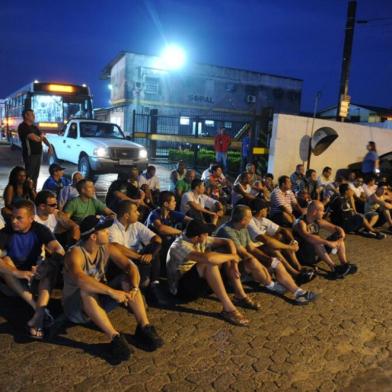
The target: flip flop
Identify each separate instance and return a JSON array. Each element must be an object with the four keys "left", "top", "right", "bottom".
[{"left": 27, "top": 325, "right": 45, "bottom": 340}]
